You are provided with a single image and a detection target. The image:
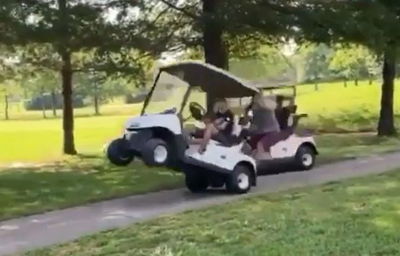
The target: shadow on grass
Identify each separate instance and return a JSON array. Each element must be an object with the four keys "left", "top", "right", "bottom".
[
  {"left": 27, "top": 169, "right": 400, "bottom": 256},
  {"left": 0, "top": 155, "right": 183, "bottom": 221}
]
